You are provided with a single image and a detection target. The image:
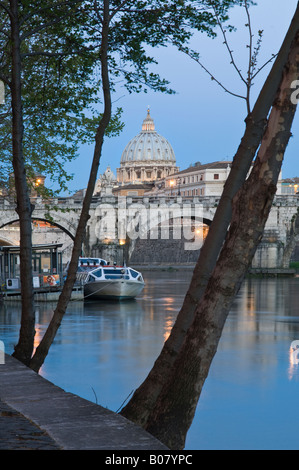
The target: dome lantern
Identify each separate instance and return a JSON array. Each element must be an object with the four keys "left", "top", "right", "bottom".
[{"left": 142, "top": 108, "right": 155, "bottom": 132}]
